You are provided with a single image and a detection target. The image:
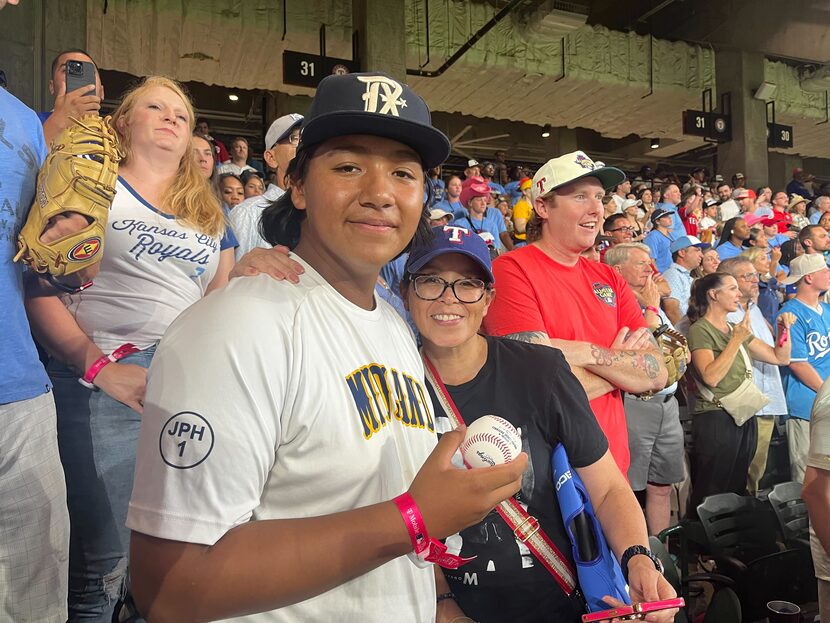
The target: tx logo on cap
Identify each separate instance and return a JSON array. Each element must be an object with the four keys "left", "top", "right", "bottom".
[
  {"left": 444, "top": 225, "right": 472, "bottom": 242},
  {"left": 358, "top": 75, "right": 408, "bottom": 116}
]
